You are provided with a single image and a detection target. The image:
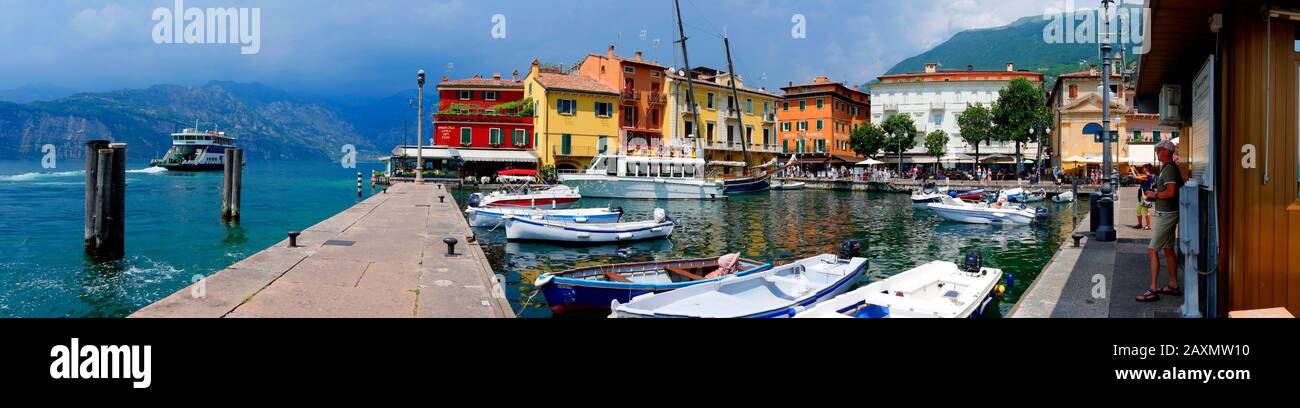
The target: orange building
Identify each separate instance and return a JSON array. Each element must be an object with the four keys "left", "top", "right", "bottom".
[
  {"left": 777, "top": 77, "right": 871, "bottom": 166},
  {"left": 577, "top": 45, "right": 667, "bottom": 152}
]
